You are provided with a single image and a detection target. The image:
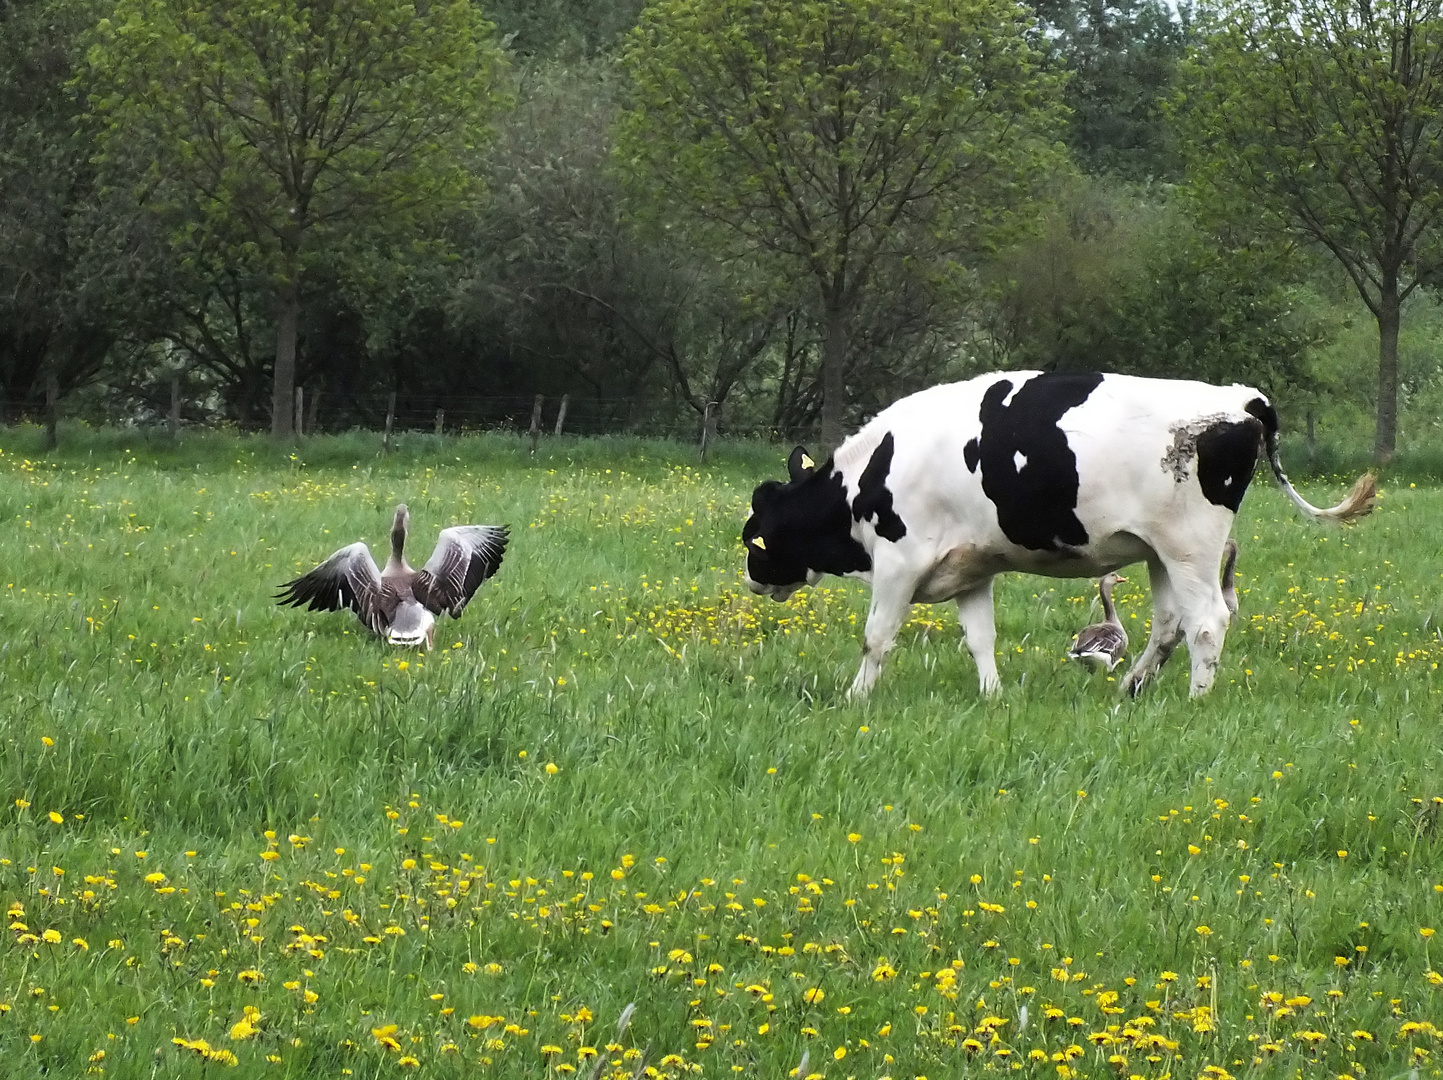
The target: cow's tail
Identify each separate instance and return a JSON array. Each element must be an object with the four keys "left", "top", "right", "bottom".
[{"left": 1251, "top": 397, "right": 1377, "bottom": 524}]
